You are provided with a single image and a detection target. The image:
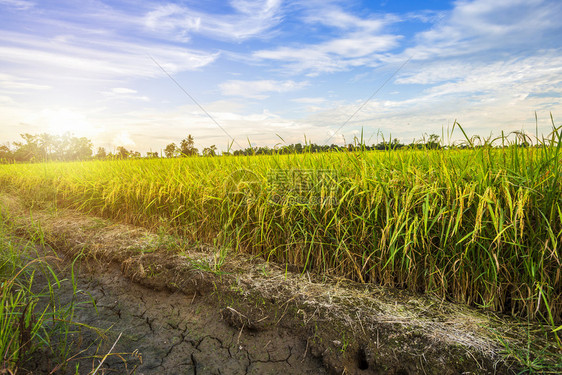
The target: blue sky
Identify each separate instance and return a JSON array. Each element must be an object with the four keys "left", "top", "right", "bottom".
[{"left": 1, "top": 0, "right": 561, "bottom": 153}]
